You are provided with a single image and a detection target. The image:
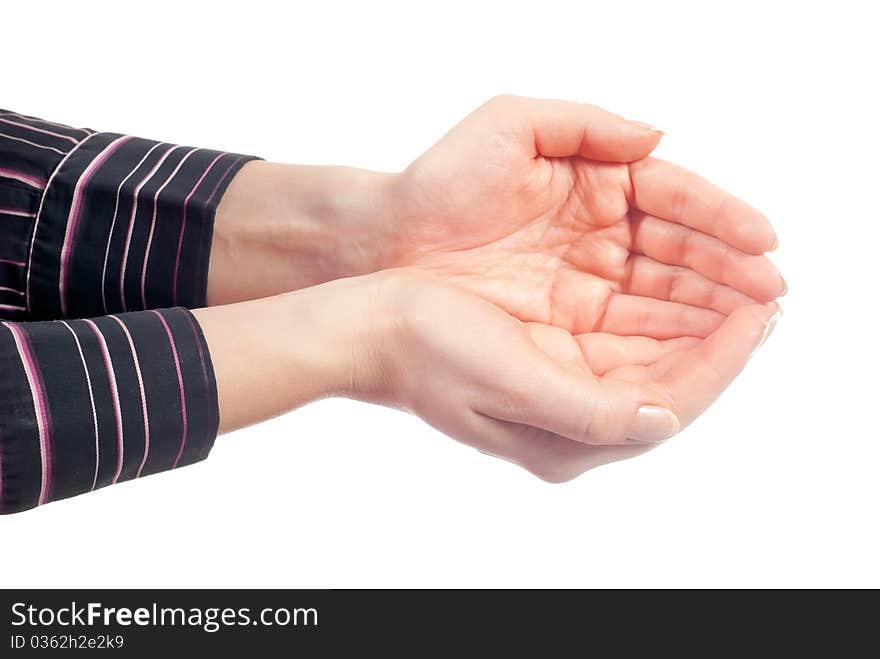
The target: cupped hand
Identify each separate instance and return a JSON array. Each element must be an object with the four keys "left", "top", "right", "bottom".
[
  {"left": 383, "top": 95, "right": 786, "bottom": 341},
  {"left": 360, "top": 272, "right": 779, "bottom": 482}
]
